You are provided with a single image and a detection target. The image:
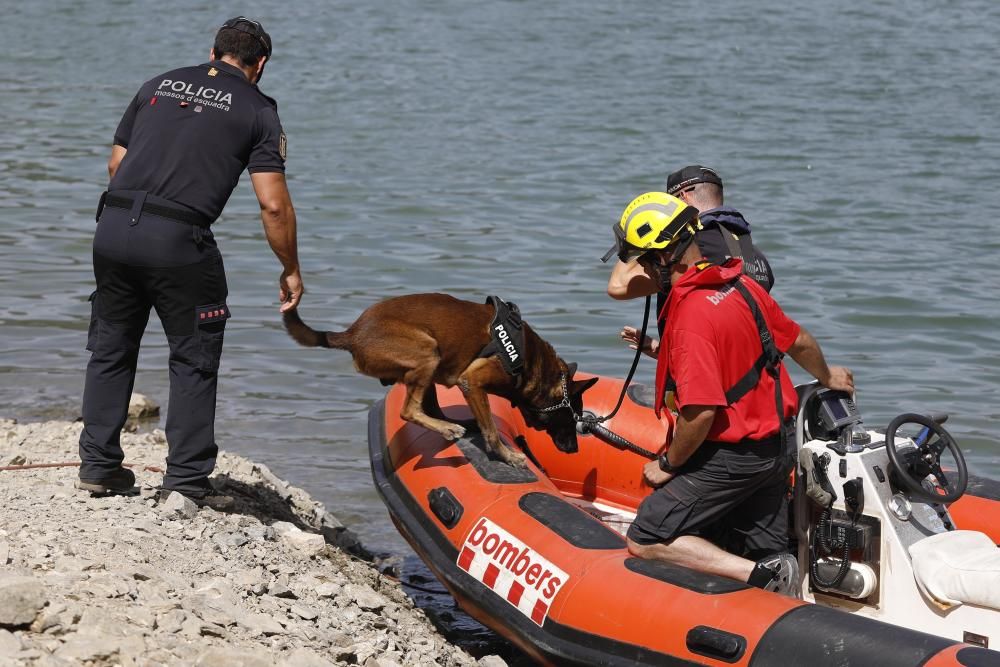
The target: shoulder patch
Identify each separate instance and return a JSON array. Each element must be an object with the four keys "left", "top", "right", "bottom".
[
  {"left": 208, "top": 67, "right": 218, "bottom": 77},
  {"left": 279, "top": 132, "right": 287, "bottom": 161}
]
